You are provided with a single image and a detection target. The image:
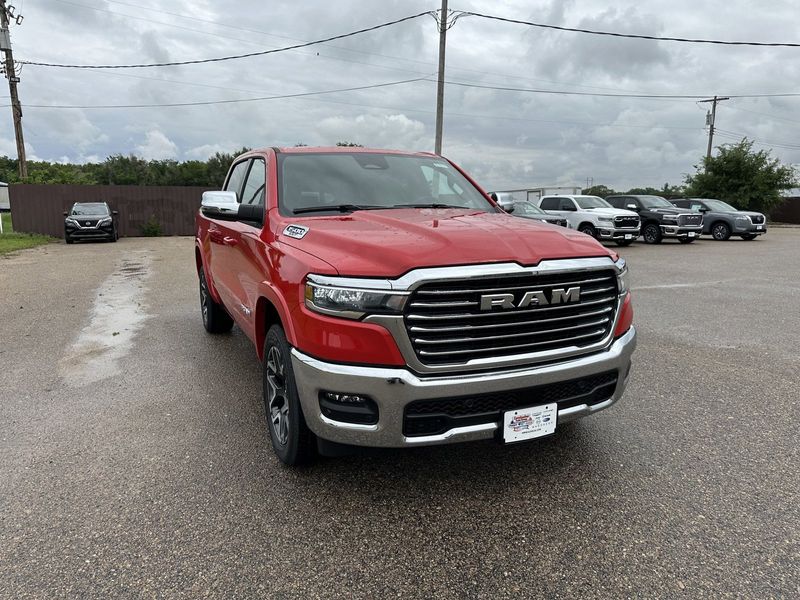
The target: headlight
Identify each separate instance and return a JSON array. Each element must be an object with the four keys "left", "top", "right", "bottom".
[
  {"left": 99, "top": 217, "right": 112, "bottom": 225},
  {"left": 597, "top": 216, "right": 613, "bottom": 223},
  {"left": 735, "top": 215, "right": 750, "bottom": 222},
  {"left": 305, "top": 277, "right": 409, "bottom": 319},
  {"left": 662, "top": 215, "right": 678, "bottom": 222},
  {"left": 615, "top": 258, "right": 629, "bottom": 294},
  {"left": 65, "top": 218, "right": 79, "bottom": 225}
]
